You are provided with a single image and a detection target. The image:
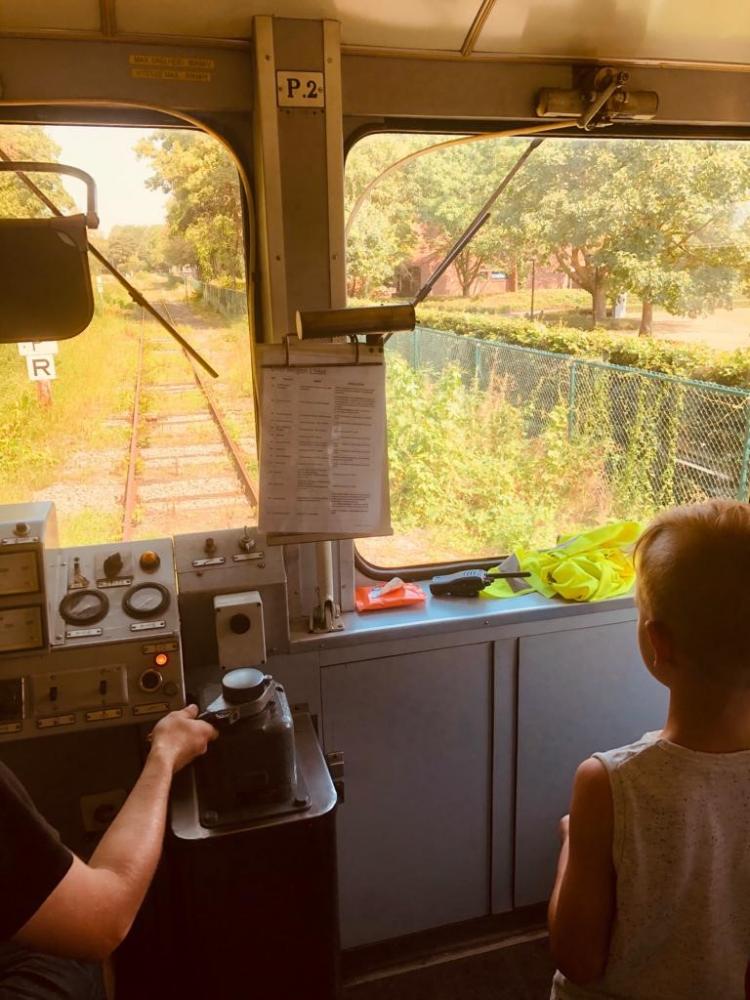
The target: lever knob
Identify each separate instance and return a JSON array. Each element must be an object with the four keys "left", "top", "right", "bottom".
[
  {"left": 103, "top": 552, "right": 123, "bottom": 578},
  {"left": 221, "top": 668, "right": 267, "bottom": 705}
]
